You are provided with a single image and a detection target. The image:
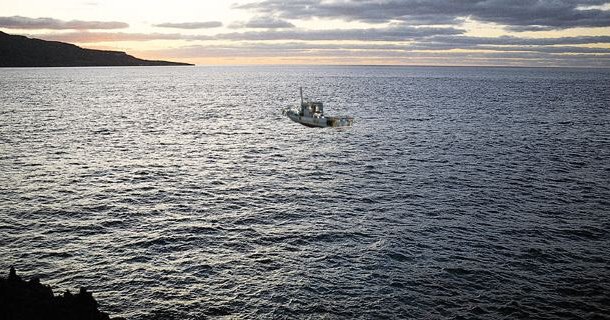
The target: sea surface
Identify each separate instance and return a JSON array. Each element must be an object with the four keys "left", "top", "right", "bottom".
[{"left": 1, "top": 65, "right": 609, "bottom": 319}]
